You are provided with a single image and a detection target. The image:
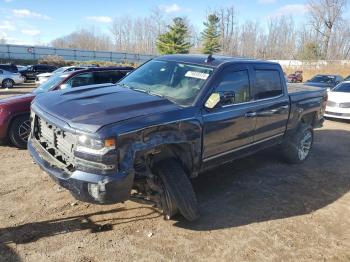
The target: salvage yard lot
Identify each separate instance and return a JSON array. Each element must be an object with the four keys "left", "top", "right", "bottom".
[{"left": 0, "top": 87, "right": 350, "bottom": 261}]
